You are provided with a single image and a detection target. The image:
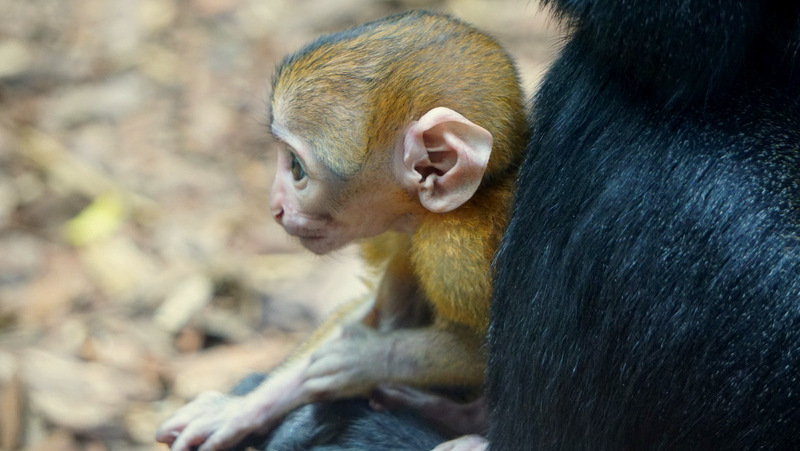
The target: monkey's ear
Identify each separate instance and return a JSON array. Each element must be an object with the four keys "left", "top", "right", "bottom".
[{"left": 402, "top": 107, "right": 493, "bottom": 213}]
